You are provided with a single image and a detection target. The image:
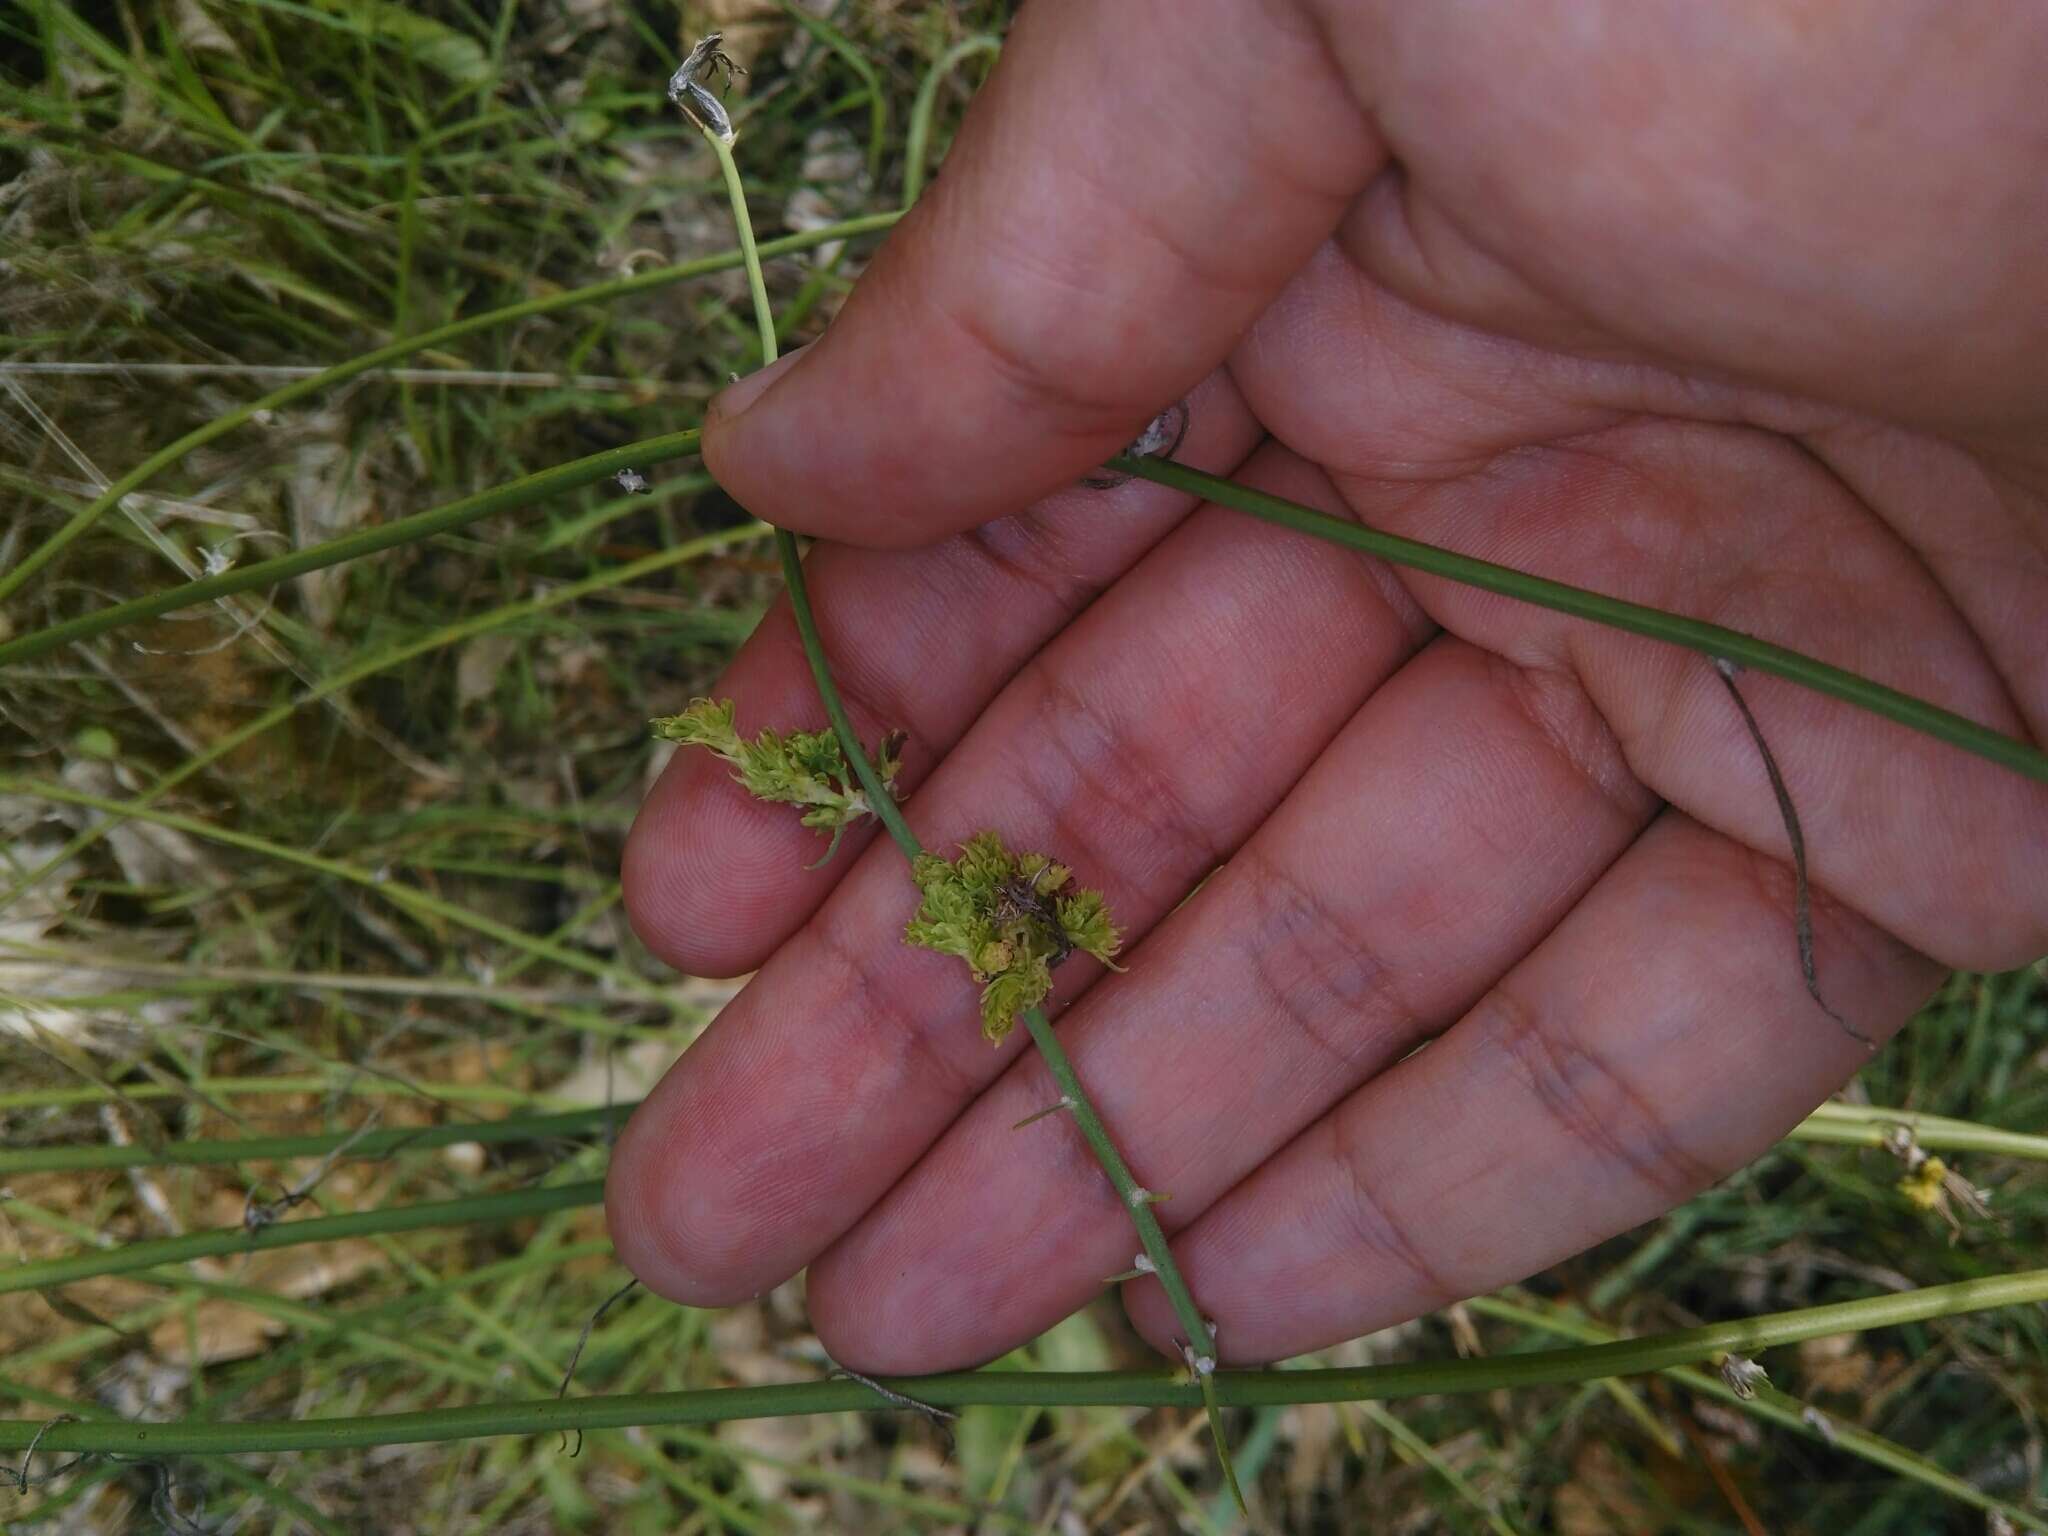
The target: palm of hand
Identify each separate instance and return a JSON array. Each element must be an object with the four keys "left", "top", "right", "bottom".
[{"left": 608, "top": 3, "right": 2048, "bottom": 1369}]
